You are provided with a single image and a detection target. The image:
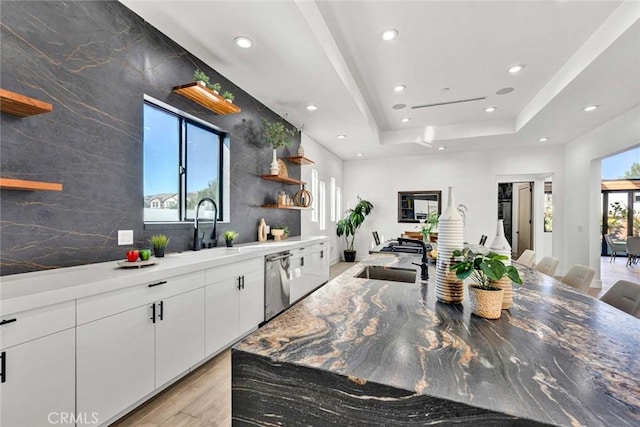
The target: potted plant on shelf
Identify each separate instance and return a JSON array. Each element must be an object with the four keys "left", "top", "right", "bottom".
[
  {"left": 450, "top": 248, "right": 522, "bottom": 319},
  {"left": 222, "top": 91, "right": 234, "bottom": 103},
  {"left": 336, "top": 197, "right": 374, "bottom": 262},
  {"left": 149, "top": 234, "right": 170, "bottom": 258},
  {"left": 193, "top": 69, "right": 210, "bottom": 87},
  {"left": 223, "top": 230, "right": 239, "bottom": 247},
  {"left": 209, "top": 82, "right": 221, "bottom": 94},
  {"left": 262, "top": 117, "right": 299, "bottom": 175},
  {"left": 271, "top": 225, "right": 286, "bottom": 241}
]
